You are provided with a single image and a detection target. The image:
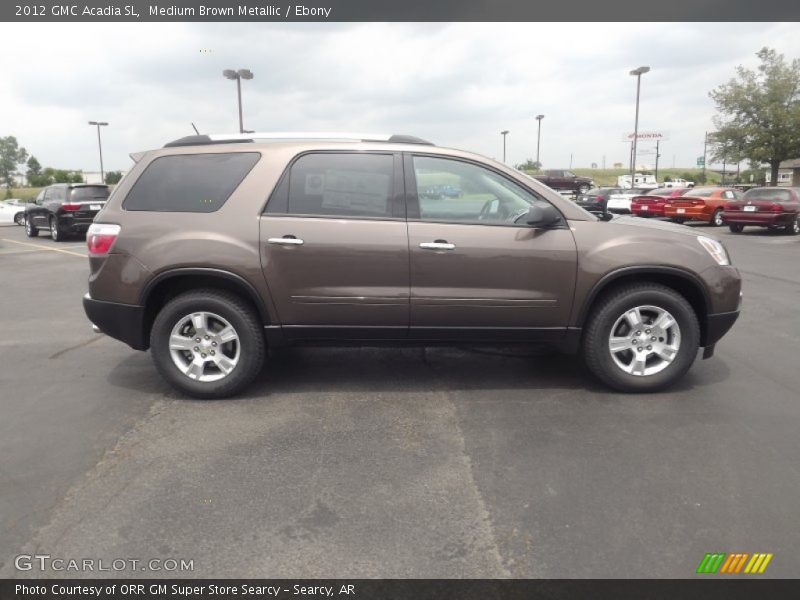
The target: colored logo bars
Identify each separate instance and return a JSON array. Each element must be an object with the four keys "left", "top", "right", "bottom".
[{"left": 696, "top": 552, "right": 773, "bottom": 574}]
